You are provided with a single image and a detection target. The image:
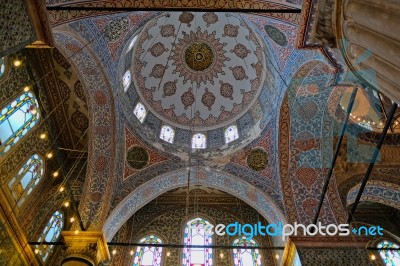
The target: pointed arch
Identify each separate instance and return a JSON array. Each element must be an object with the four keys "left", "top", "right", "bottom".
[{"left": 104, "top": 167, "right": 287, "bottom": 249}]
